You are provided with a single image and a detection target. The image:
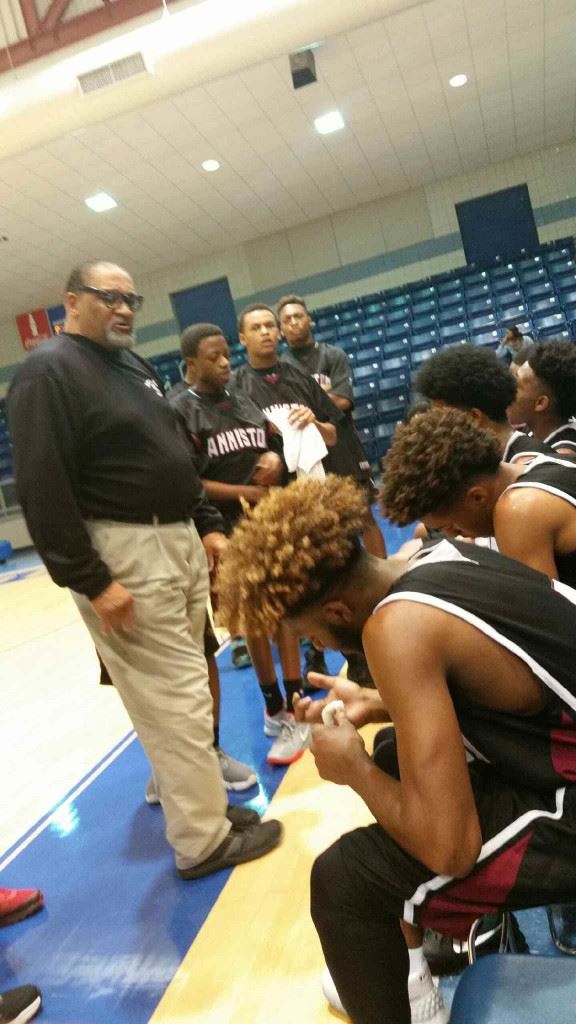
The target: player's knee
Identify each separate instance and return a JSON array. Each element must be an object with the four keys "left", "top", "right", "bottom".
[{"left": 311, "top": 842, "right": 349, "bottom": 926}]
